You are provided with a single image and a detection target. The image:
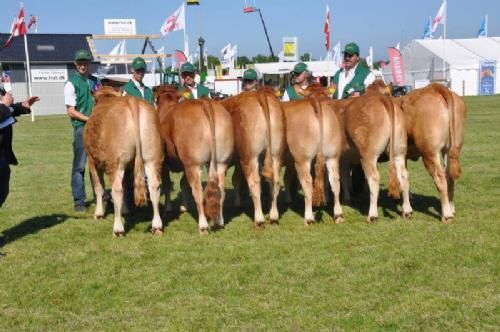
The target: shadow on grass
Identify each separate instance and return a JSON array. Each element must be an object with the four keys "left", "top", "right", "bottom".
[{"left": 0, "top": 214, "right": 70, "bottom": 249}]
